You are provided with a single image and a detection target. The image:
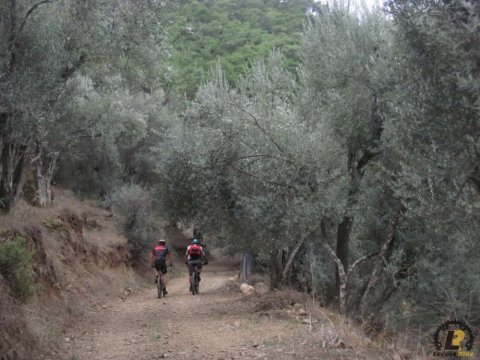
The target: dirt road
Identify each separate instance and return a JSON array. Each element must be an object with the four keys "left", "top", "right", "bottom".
[{"left": 62, "top": 263, "right": 311, "bottom": 360}]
